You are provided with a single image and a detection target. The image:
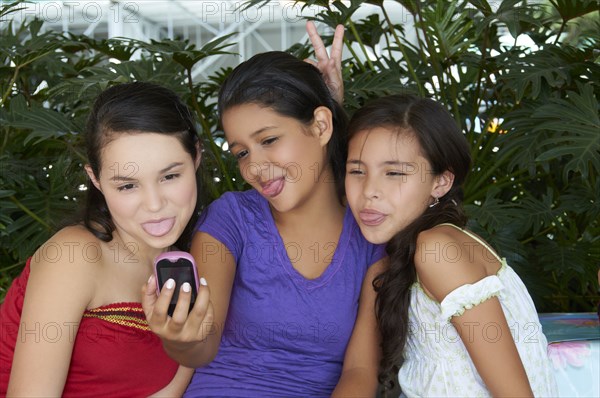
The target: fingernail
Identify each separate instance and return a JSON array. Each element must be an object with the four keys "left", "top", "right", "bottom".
[
  {"left": 200, "top": 277, "right": 207, "bottom": 286},
  {"left": 182, "top": 282, "right": 191, "bottom": 293},
  {"left": 165, "top": 278, "right": 175, "bottom": 289},
  {"left": 147, "top": 274, "right": 155, "bottom": 285}
]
